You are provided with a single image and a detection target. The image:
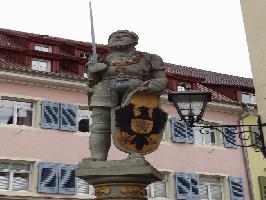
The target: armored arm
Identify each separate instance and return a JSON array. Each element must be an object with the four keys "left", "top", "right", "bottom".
[
  {"left": 143, "top": 54, "right": 168, "bottom": 94},
  {"left": 86, "top": 62, "right": 107, "bottom": 86}
]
